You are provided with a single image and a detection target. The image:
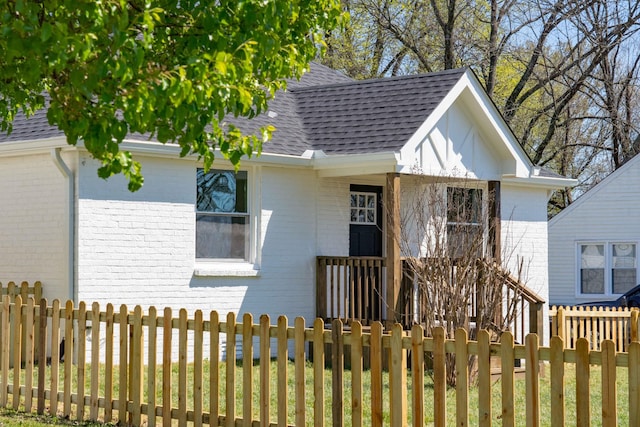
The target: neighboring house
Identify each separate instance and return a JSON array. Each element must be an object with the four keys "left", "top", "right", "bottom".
[
  {"left": 0, "top": 64, "right": 572, "bottom": 342},
  {"left": 549, "top": 155, "right": 640, "bottom": 306}
]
